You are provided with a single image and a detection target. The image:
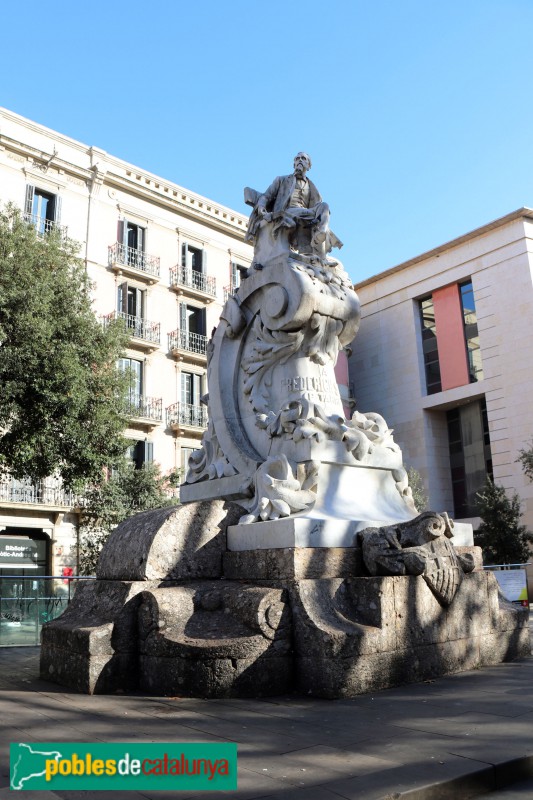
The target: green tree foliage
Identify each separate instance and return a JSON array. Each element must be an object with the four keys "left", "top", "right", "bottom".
[
  {"left": 517, "top": 441, "right": 533, "bottom": 484},
  {"left": 0, "top": 204, "right": 130, "bottom": 486},
  {"left": 406, "top": 467, "right": 429, "bottom": 512},
  {"left": 79, "top": 461, "right": 179, "bottom": 575},
  {"left": 474, "top": 480, "right": 533, "bottom": 565}
]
